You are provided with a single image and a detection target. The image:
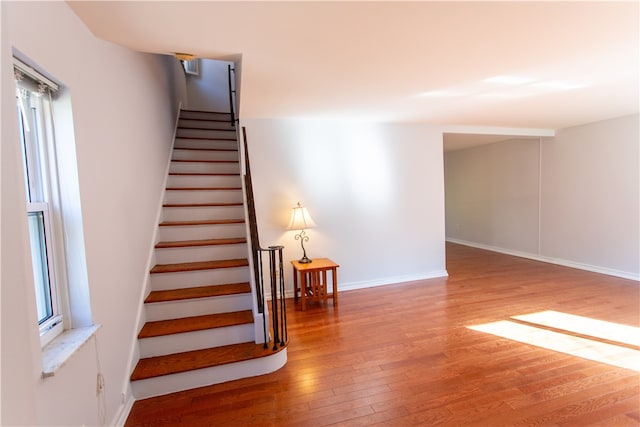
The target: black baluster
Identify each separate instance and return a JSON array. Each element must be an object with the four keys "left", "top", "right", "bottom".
[{"left": 269, "top": 249, "right": 279, "bottom": 351}]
